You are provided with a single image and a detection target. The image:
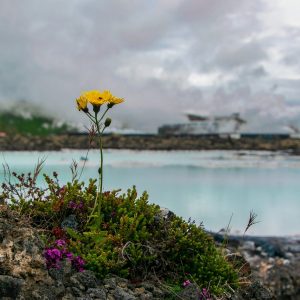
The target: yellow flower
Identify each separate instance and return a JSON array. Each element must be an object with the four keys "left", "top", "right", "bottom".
[
  {"left": 99, "top": 90, "right": 124, "bottom": 105},
  {"left": 110, "top": 95, "right": 124, "bottom": 104},
  {"left": 82, "top": 90, "right": 107, "bottom": 106},
  {"left": 99, "top": 90, "right": 113, "bottom": 102},
  {"left": 76, "top": 89, "right": 124, "bottom": 110},
  {"left": 76, "top": 96, "right": 88, "bottom": 111}
]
